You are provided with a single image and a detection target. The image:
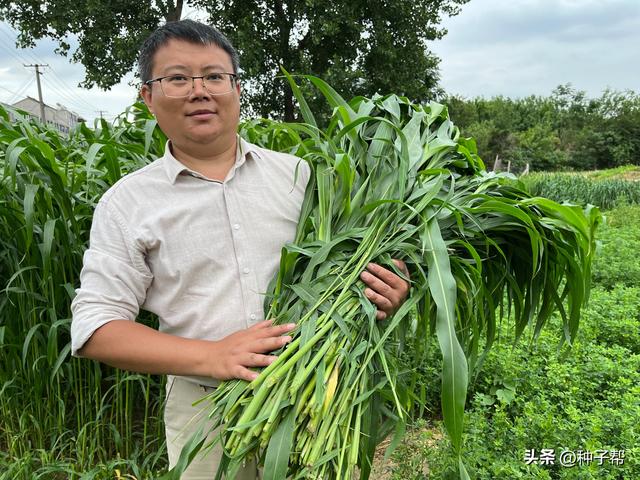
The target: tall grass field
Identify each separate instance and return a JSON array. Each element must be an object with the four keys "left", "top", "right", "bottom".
[
  {"left": 521, "top": 170, "right": 640, "bottom": 210},
  {"left": 0, "top": 104, "right": 169, "bottom": 478},
  {"left": 1, "top": 104, "right": 637, "bottom": 478}
]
